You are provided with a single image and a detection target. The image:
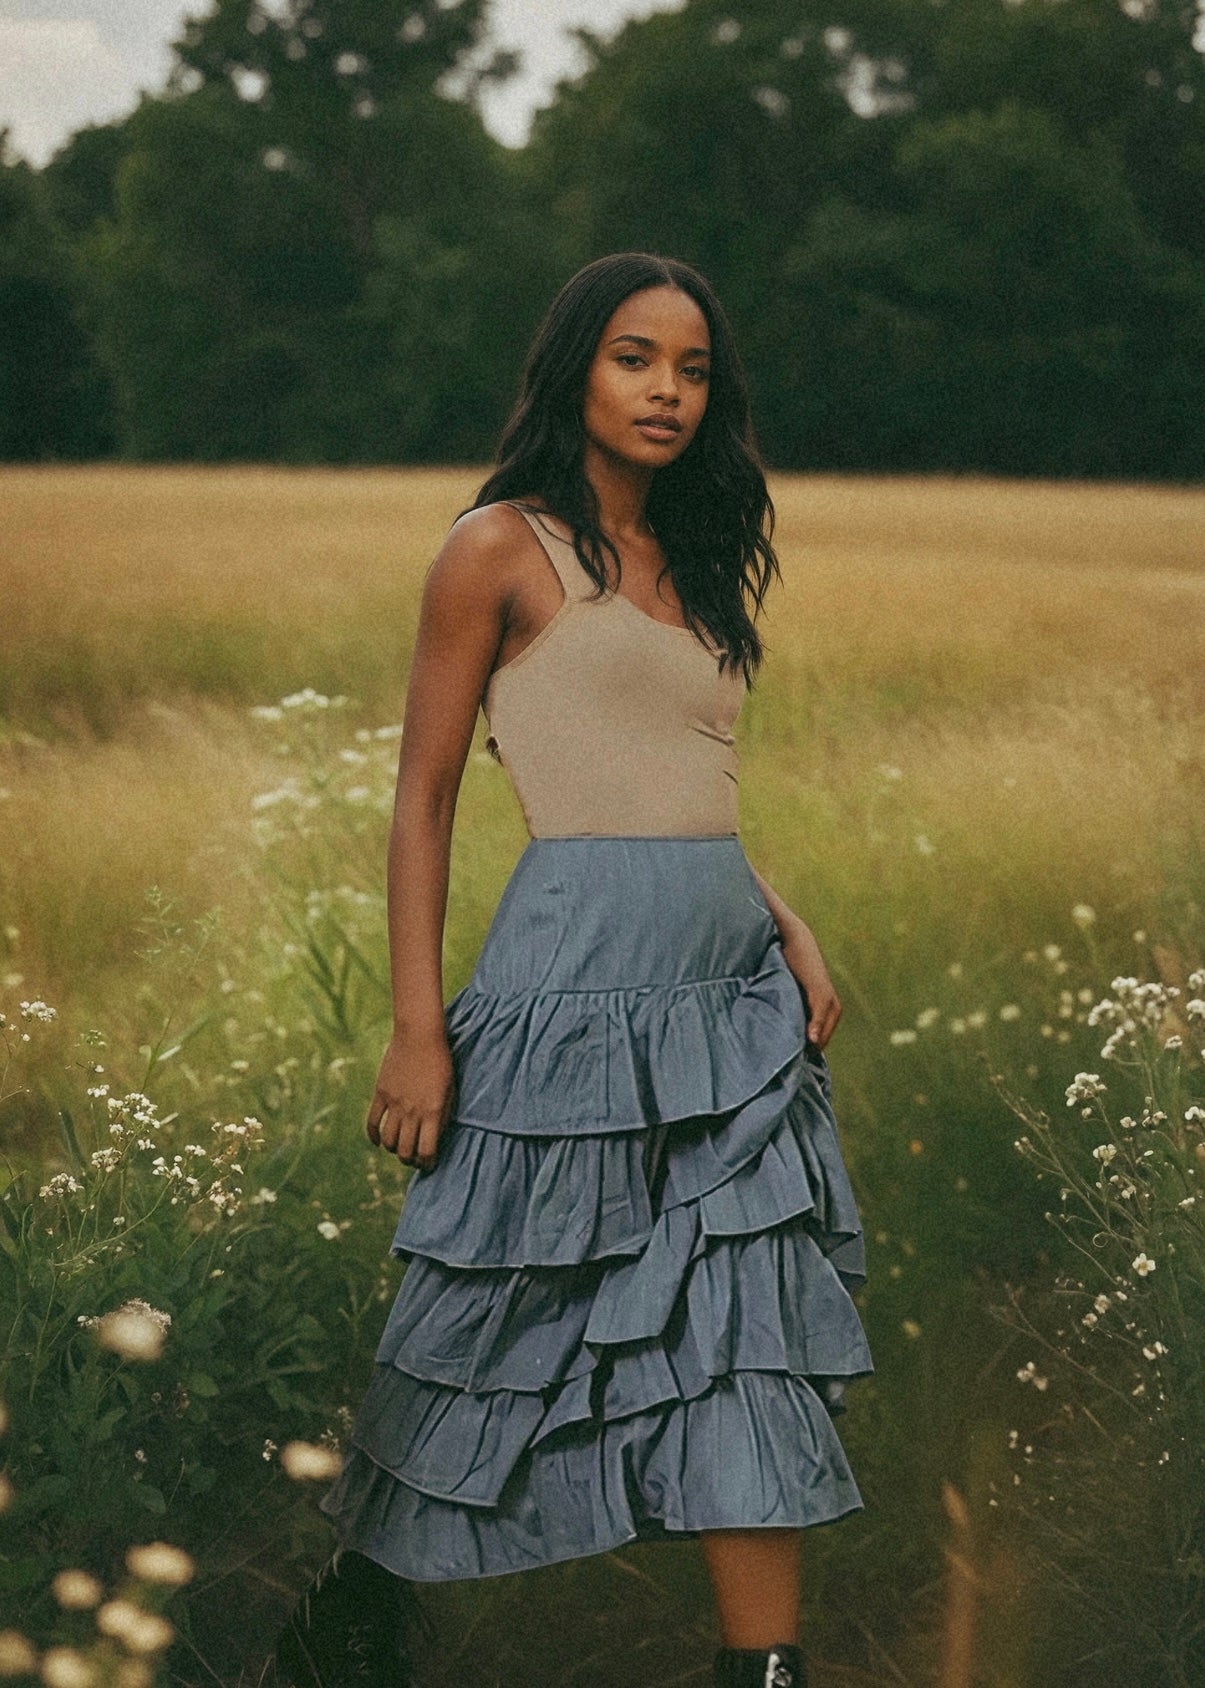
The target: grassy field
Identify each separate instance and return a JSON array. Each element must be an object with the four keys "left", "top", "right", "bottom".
[{"left": 1, "top": 465, "right": 1203, "bottom": 1687}]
